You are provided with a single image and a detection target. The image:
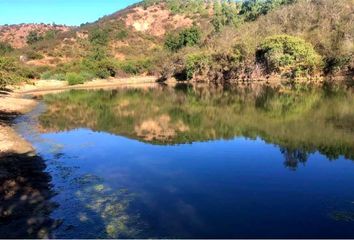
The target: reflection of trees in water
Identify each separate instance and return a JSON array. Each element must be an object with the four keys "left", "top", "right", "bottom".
[
  {"left": 280, "top": 148, "right": 308, "bottom": 170},
  {"left": 39, "top": 83, "right": 354, "bottom": 165},
  {"left": 0, "top": 153, "right": 58, "bottom": 238}
]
